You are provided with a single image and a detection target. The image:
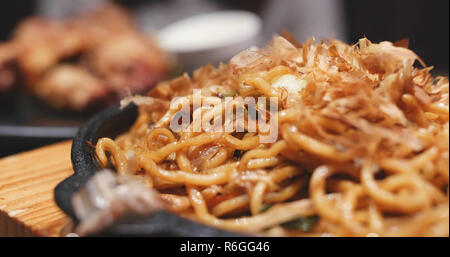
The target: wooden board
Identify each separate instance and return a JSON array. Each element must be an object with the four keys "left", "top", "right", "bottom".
[{"left": 0, "top": 141, "right": 73, "bottom": 237}]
